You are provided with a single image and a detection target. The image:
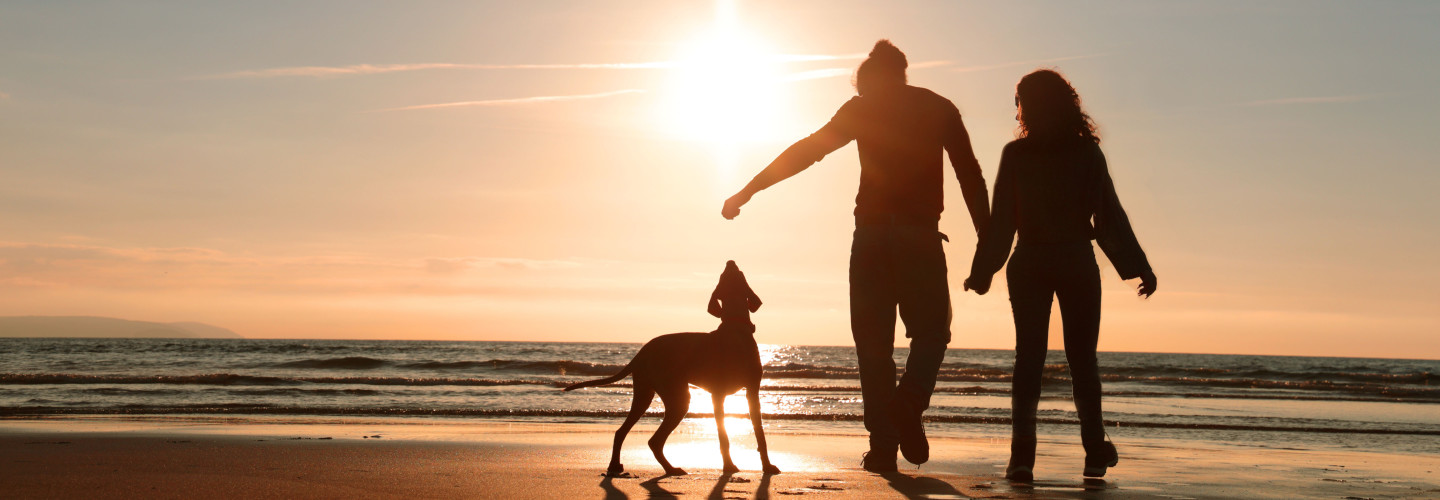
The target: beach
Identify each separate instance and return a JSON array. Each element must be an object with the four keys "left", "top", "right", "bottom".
[{"left": 3, "top": 415, "right": 1438, "bottom": 499}]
